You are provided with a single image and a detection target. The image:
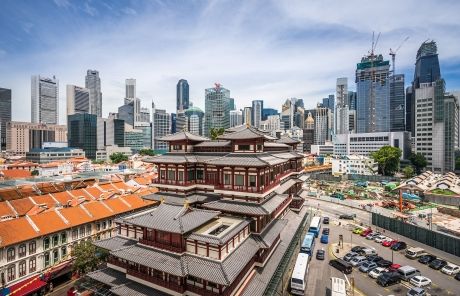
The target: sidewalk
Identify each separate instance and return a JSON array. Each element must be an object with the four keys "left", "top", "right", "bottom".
[{"left": 329, "top": 242, "right": 352, "bottom": 259}]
